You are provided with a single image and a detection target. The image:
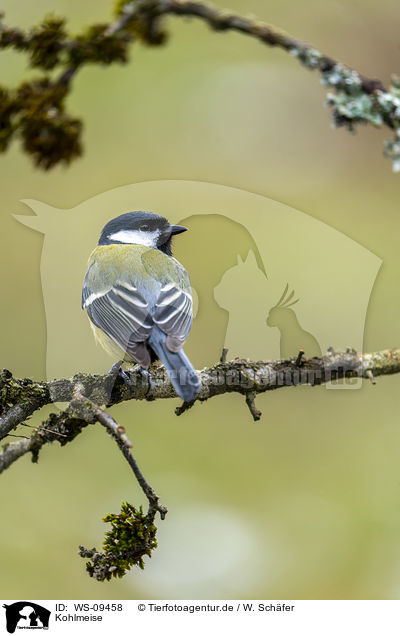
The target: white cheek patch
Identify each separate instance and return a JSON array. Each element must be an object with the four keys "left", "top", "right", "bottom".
[{"left": 109, "top": 229, "right": 160, "bottom": 246}]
